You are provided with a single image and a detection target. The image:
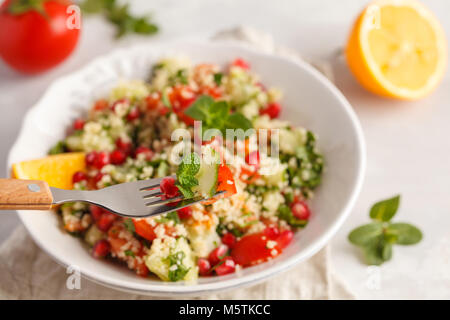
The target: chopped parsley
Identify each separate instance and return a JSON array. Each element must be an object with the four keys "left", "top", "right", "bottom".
[
  {"left": 165, "top": 251, "right": 190, "bottom": 282},
  {"left": 124, "top": 250, "right": 135, "bottom": 257},
  {"left": 123, "top": 218, "right": 135, "bottom": 233},
  {"left": 278, "top": 204, "right": 308, "bottom": 228},
  {"left": 156, "top": 211, "right": 180, "bottom": 225}
]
